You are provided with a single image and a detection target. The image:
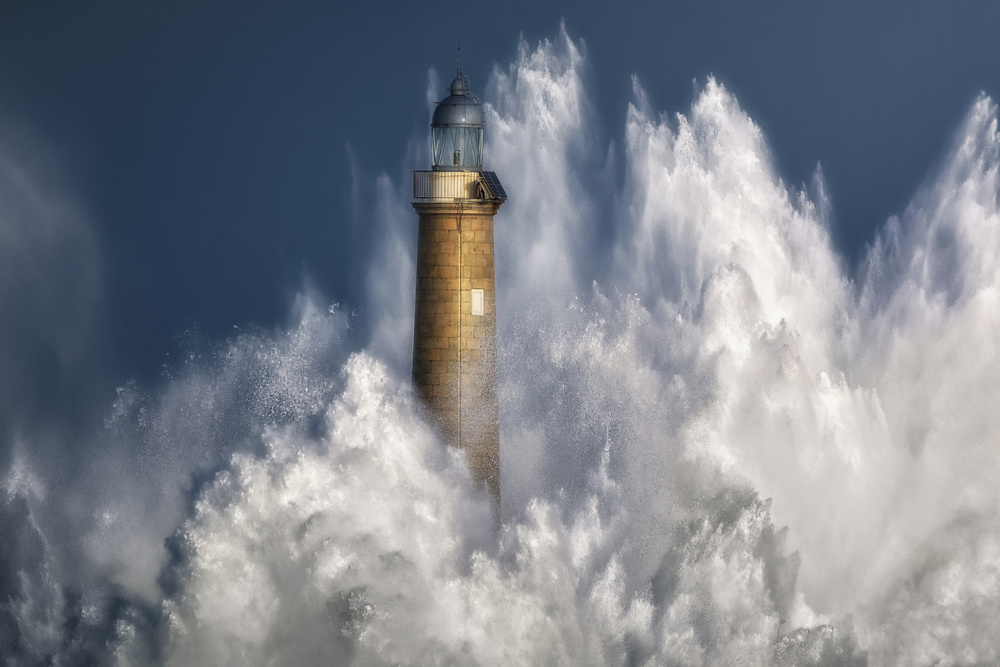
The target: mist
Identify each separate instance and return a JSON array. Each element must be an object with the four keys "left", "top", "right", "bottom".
[{"left": 3, "top": 28, "right": 1000, "bottom": 665}]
